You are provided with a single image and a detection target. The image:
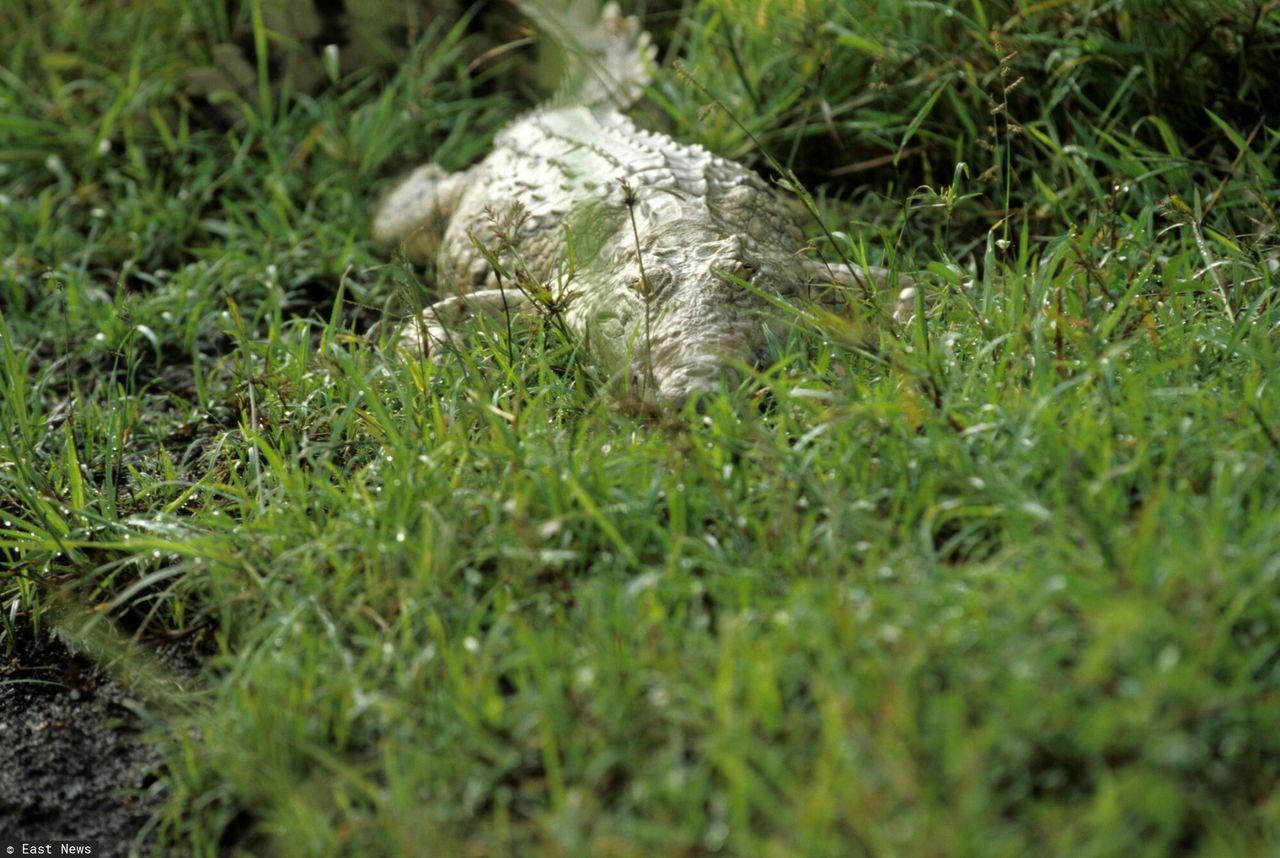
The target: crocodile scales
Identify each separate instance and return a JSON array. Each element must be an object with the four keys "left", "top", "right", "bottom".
[{"left": 373, "top": 2, "right": 912, "bottom": 404}]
